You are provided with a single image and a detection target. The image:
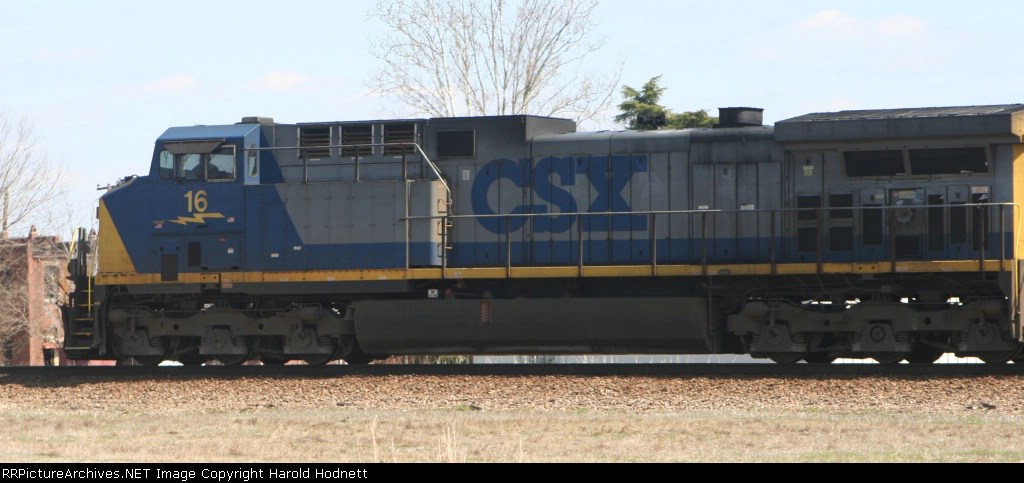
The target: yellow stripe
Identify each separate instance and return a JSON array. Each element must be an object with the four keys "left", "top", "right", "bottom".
[
  {"left": 97, "top": 199, "right": 137, "bottom": 275},
  {"left": 95, "top": 260, "right": 1017, "bottom": 286}
]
